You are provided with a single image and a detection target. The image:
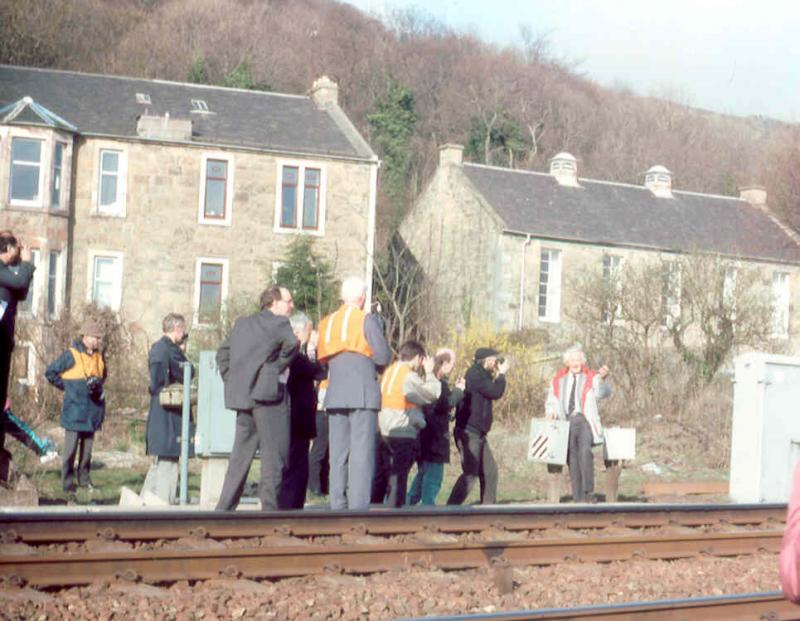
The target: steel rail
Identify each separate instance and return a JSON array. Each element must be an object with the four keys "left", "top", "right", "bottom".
[
  {"left": 399, "top": 591, "right": 799, "bottom": 620},
  {"left": 0, "top": 529, "right": 782, "bottom": 588},
  {"left": 0, "top": 503, "right": 785, "bottom": 544}
]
